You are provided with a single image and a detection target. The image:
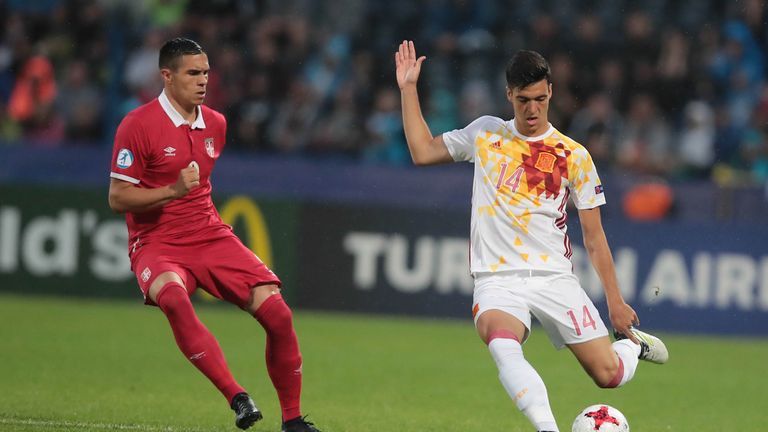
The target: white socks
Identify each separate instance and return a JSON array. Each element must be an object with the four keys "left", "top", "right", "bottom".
[
  {"left": 612, "top": 339, "right": 641, "bottom": 387},
  {"left": 487, "top": 336, "right": 641, "bottom": 431},
  {"left": 489, "top": 337, "right": 559, "bottom": 432}
]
